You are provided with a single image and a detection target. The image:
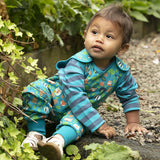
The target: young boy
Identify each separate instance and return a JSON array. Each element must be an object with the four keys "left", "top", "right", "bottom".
[{"left": 21, "top": 4, "right": 148, "bottom": 160}]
